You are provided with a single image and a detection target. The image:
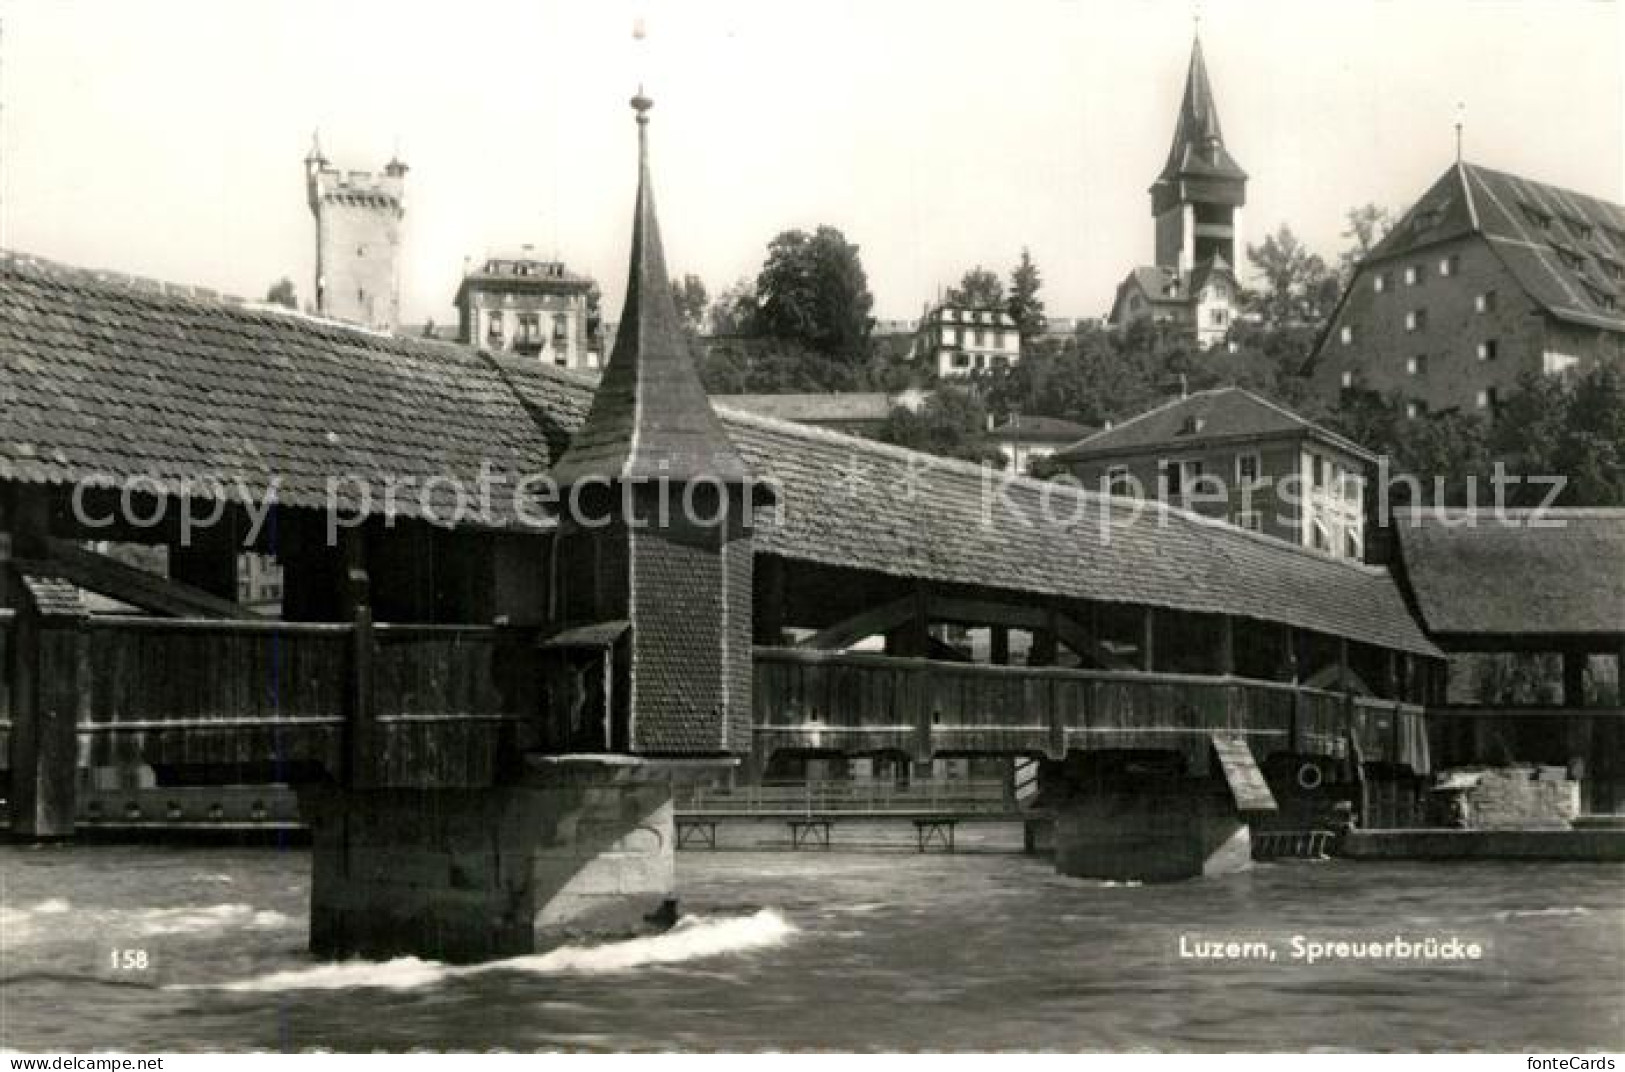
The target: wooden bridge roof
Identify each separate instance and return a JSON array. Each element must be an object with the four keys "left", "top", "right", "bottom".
[
  {"left": 1394, "top": 508, "right": 1625, "bottom": 641},
  {"left": 1, "top": 247, "right": 1438, "bottom": 658},
  {"left": 501, "top": 363, "right": 1442, "bottom": 659},
  {"left": 0, "top": 251, "right": 581, "bottom": 525}
]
